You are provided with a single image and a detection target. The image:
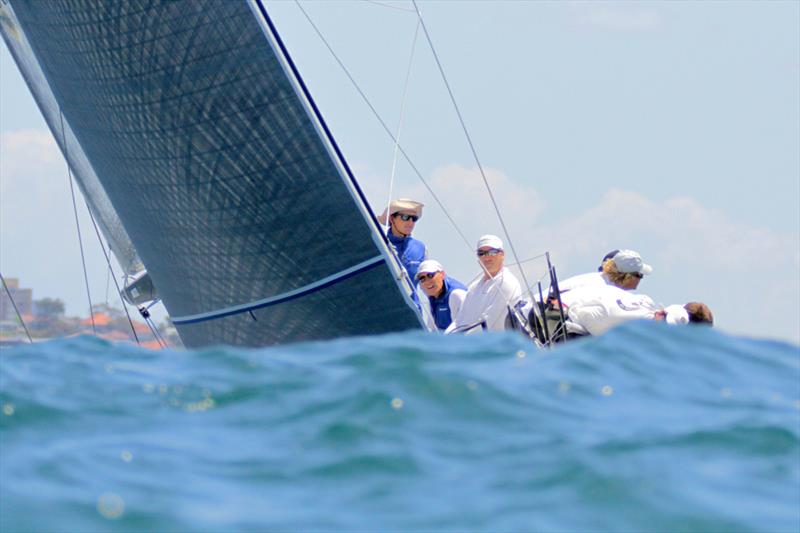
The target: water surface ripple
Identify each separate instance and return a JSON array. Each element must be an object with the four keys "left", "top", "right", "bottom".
[{"left": 1, "top": 322, "right": 798, "bottom": 532}]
